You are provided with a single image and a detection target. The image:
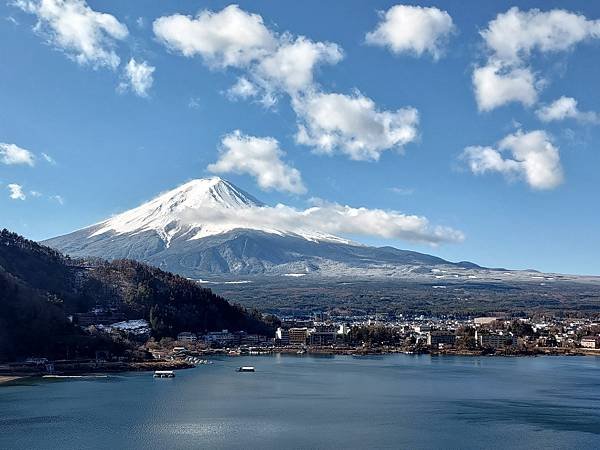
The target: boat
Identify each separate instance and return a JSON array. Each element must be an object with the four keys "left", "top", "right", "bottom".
[
  {"left": 153, "top": 370, "right": 175, "bottom": 378},
  {"left": 237, "top": 366, "right": 255, "bottom": 372}
]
